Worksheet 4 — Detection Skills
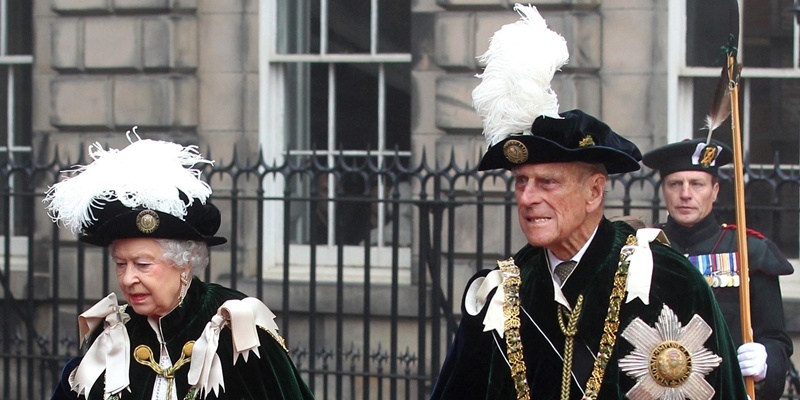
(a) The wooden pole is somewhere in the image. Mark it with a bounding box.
[727,53,754,399]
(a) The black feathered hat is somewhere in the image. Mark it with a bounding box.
[642,138,733,178]
[472,5,640,174]
[478,109,642,173]
[44,131,227,247]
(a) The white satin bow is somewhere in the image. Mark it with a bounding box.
[625,228,670,305]
[68,293,131,399]
[187,297,279,398]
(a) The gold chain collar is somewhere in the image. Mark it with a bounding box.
[499,234,635,400]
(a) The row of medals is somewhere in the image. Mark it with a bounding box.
[705,272,740,288]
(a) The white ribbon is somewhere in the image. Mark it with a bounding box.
[625,228,670,305]
[68,293,131,399]
[462,269,508,337]
[187,297,279,398]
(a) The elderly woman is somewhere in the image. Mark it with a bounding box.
[47,135,315,400]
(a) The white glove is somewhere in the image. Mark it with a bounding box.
[737,342,768,381]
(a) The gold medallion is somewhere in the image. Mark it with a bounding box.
[136,210,160,234]
[649,341,692,387]
[503,139,529,164]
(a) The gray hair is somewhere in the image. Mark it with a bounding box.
[155,239,210,274]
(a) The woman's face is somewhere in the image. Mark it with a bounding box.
[112,238,186,319]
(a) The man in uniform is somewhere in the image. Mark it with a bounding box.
[430,5,746,399]
[643,138,794,399]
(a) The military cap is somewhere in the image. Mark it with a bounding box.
[642,138,733,178]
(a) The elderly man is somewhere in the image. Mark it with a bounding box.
[430,5,746,400]
[643,138,794,400]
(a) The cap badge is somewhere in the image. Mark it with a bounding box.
[579,135,595,147]
[699,145,718,168]
[136,210,160,234]
[503,139,529,164]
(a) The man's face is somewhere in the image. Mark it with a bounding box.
[661,170,719,228]
[513,162,606,259]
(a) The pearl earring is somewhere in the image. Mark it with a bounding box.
[179,272,190,302]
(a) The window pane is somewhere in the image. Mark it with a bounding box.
[742,0,796,68]
[7,0,33,55]
[686,0,739,67]
[378,0,410,53]
[746,78,799,164]
[13,65,32,147]
[277,0,315,54]
[327,0,371,54]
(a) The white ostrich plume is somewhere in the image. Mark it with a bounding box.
[44,129,214,235]
[472,4,569,147]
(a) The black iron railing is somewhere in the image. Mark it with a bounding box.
[1,147,799,399]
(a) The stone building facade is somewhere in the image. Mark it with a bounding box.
[13,0,800,394]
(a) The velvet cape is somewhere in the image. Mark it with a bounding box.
[430,219,747,399]
[51,278,315,400]
[662,213,794,400]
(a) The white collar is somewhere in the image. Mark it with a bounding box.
[547,225,599,308]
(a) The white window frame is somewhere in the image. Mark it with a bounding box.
[258,0,412,281]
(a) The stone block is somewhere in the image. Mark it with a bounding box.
[243,13,258,73]
[243,73,258,132]
[172,0,198,11]
[171,76,199,127]
[199,14,244,72]
[435,74,481,130]
[434,13,474,69]
[112,0,169,12]
[84,18,140,71]
[473,12,518,64]
[199,73,244,130]
[51,0,110,13]
[143,17,198,70]
[33,77,53,133]
[411,70,444,136]
[601,74,660,140]
[112,77,167,127]
[50,77,112,128]
[197,0,245,13]
[51,19,81,70]
[521,11,601,70]
[602,8,657,73]
[551,74,601,115]
[142,19,169,68]
[35,15,55,73]
[436,0,507,8]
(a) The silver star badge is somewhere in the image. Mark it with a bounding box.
[619,305,722,400]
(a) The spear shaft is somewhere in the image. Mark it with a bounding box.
[727,53,754,399]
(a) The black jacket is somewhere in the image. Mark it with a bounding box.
[662,213,794,400]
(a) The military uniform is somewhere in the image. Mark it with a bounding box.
[431,219,747,399]
[662,213,794,400]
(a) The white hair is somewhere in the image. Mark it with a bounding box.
[155,239,210,274]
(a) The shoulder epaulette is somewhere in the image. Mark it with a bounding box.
[720,223,766,240]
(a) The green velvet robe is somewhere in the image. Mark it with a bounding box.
[662,213,794,400]
[51,278,315,400]
[430,218,747,399]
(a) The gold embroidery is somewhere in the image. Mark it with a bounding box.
[497,258,529,400]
